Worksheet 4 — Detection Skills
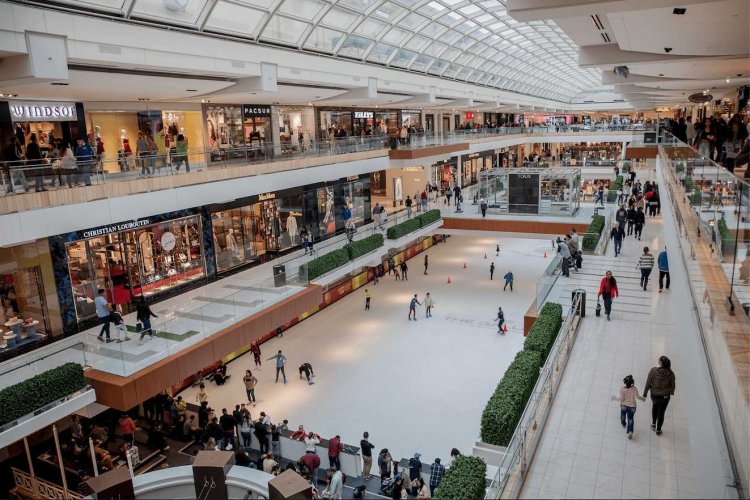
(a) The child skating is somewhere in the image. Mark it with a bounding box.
[408,294,421,321]
[496,307,505,334]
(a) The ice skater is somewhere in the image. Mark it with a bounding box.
[424,254,429,275]
[496,243,500,256]
[364,289,371,310]
[496,307,505,334]
[423,293,435,318]
[243,370,258,405]
[251,342,262,369]
[299,363,315,385]
[503,271,514,291]
[267,350,287,384]
[400,261,408,280]
[490,262,495,280]
[408,294,421,321]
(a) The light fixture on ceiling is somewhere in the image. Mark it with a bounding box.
[0,93,18,98]
[138,98,150,101]
[725,79,730,83]
[186,89,197,92]
[664,47,672,53]
[658,74,664,77]
[201,99,211,103]
[672,8,686,14]
[50,82,69,86]
[308,102,312,106]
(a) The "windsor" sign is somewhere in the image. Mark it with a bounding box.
[9,101,77,122]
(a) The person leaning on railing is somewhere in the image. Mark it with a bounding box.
[735,140,749,179]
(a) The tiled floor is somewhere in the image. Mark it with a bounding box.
[520,168,737,499]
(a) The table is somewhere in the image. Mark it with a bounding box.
[22,320,40,340]
[3,331,17,348]
[4,318,22,343]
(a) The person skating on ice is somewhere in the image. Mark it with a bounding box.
[503,271,514,291]
[490,262,495,280]
[251,342,262,369]
[243,370,258,405]
[496,307,505,333]
[364,289,371,310]
[496,243,500,256]
[423,293,435,318]
[299,363,315,385]
[408,294,421,321]
[400,260,408,280]
[267,350,287,384]
[424,254,429,275]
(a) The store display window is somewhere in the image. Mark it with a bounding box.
[243,105,271,157]
[9,100,84,158]
[1,269,50,343]
[375,111,399,135]
[162,110,206,167]
[339,179,368,228]
[65,215,205,321]
[278,106,315,153]
[401,110,422,129]
[318,109,353,141]
[353,111,375,137]
[204,104,245,163]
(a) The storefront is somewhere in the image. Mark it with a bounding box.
[432,158,458,191]
[278,106,315,153]
[461,150,497,187]
[203,103,245,163]
[353,111,375,137]
[243,105,272,153]
[1,100,86,156]
[401,110,422,129]
[318,108,354,140]
[303,175,370,240]
[50,210,213,332]
[318,108,401,140]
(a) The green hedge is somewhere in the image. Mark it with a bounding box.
[523,302,564,365]
[386,209,441,240]
[480,349,543,446]
[718,218,736,252]
[689,187,702,206]
[307,248,350,281]
[343,233,384,260]
[433,455,487,500]
[606,175,624,202]
[0,363,86,427]
[581,214,605,251]
[418,209,441,227]
[683,176,694,192]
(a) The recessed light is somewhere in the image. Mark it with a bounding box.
[725,79,730,83]
[50,82,69,86]
[664,47,672,53]
[672,8,686,15]
[138,98,150,101]
[658,74,664,77]
[201,99,211,103]
[186,89,197,92]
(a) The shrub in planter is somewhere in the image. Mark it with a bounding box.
[433,455,487,500]
[343,233,384,261]
[307,248,350,281]
[418,209,441,227]
[0,363,86,427]
[581,214,605,251]
[480,349,543,446]
[689,187,702,206]
[675,162,685,174]
[523,302,563,365]
[387,217,422,240]
[717,218,736,252]
[683,176,694,192]
[606,175,624,202]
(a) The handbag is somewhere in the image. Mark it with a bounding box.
[595,299,601,317]
[135,321,143,333]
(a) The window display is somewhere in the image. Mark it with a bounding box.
[401,110,422,129]
[1,269,49,345]
[243,105,271,157]
[278,106,315,153]
[204,104,244,163]
[340,179,368,228]
[65,215,206,321]
[162,110,205,167]
[375,111,399,135]
[318,109,353,141]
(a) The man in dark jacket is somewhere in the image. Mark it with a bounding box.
[74,138,95,186]
[254,419,269,454]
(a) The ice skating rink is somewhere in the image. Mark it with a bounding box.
[185,235,553,463]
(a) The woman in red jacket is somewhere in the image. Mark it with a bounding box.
[598,271,619,320]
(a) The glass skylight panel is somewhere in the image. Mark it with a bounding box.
[468,42,486,55]
[131,0,208,24]
[261,15,309,44]
[371,2,405,21]
[391,48,417,67]
[459,4,481,15]
[303,26,344,52]
[476,14,494,23]
[455,21,477,34]
[404,35,430,51]
[455,53,475,65]
[338,0,377,13]
[443,64,461,78]
[440,0,463,6]
[437,30,461,44]
[57,0,125,11]
[278,0,326,19]
[367,43,397,63]
[419,21,446,37]
[355,18,388,38]
[480,0,503,9]
[205,2,265,36]
[422,41,448,57]
[428,59,449,74]
[382,27,410,45]
[235,0,275,8]
[338,34,373,58]
[320,7,359,30]
[418,2,445,17]
[440,47,461,61]
[410,54,434,71]
[399,13,428,30]
[453,35,474,50]
[439,12,464,26]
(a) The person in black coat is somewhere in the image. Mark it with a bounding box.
[136,296,158,344]
[634,207,646,240]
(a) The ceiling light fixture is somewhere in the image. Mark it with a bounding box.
[672,8,686,14]
[138,98,150,101]
[50,82,69,86]
[186,89,197,92]
[664,47,672,53]
[725,79,730,83]
[201,99,211,103]
[658,74,664,77]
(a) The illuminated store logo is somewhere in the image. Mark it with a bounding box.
[243,105,272,117]
[10,101,77,122]
[82,218,151,238]
[354,111,374,119]
[258,192,275,201]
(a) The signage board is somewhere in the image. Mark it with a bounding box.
[82,218,151,239]
[243,105,272,118]
[508,173,539,214]
[9,101,77,122]
[354,111,374,119]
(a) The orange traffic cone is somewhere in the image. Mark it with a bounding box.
[544,251,547,258]
[503,324,508,333]
[463,262,467,269]
[447,276,452,284]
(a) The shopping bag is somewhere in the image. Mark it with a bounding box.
[595,300,601,317]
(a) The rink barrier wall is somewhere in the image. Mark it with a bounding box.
[441,218,589,235]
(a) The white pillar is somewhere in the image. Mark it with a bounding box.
[621,141,627,160]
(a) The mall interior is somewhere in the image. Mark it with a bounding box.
[0,0,749,498]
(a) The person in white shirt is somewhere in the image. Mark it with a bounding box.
[304,432,321,452]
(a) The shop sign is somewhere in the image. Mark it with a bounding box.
[402,166,424,172]
[82,218,151,238]
[464,112,474,120]
[346,175,360,181]
[258,192,275,201]
[243,105,272,118]
[354,111,374,119]
[9,101,77,122]
[401,109,422,114]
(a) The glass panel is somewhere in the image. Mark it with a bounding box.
[130,0,208,24]
[338,34,373,58]
[381,26,409,45]
[419,21,446,37]
[56,0,125,10]
[455,21,477,34]
[428,59,449,74]
[438,29,460,44]
[234,0,275,8]
[391,48,416,67]
[440,47,460,61]
[459,4,481,15]
[443,63,461,77]
[278,0,326,19]
[453,35,474,49]
[355,18,388,38]
[409,54,434,71]
[422,41,447,57]
[367,43,396,64]
[398,13,427,30]
[418,1,445,16]
[303,26,345,52]
[338,0,377,12]
[404,35,430,51]
[205,2,265,36]
[371,1,405,21]
[439,12,463,25]
[320,7,359,30]
[261,15,309,44]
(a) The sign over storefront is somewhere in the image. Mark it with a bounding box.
[82,218,151,239]
[243,105,272,118]
[9,101,77,122]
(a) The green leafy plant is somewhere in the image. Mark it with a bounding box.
[495,180,504,191]
[433,455,487,500]
[418,208,441,227]
[689,187,702,206]
[539,162,550,168]
[0,363,86,427]
[675,162,685,174]
[606,175,624,202]
[581,214,605,251]
[480,349,543,446]
[343,233,384,261]
[683,176,694,192]
[717,217,736,253]
[307,248,350,281]
[523,302,563,364]
[387,209,441,239]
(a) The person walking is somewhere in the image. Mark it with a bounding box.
[557,237,571,277]
[618,374,646,439]
[658,247,670,292]
[496,307,505,333]
[638,246,655,291]
[373,203,383,229]
[405,195,413,218]
[400,260,408,280]
[626,206,636,235]
[243,370,258,405]
[496,243,500,256]
[610,222,623,257]
[480,197,488,218]
[634,206,645,240]
[364,289,371,310]
[360,432,375,480]
[328,435,342,470]
[423,254,429,275]
[251,342,262,369]
[490,262,495,280]
[423,293,435,318]
[95,288,113,342]
[429,458,445,496]
[136,295,158,344]
[503,271,514,291]
[597,271,619,320]
[408,294,421,321]
[643,356,676,435]
[268,350,287,384]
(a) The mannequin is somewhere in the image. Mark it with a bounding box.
[226,228,240,258]
[290,127,299,150]
[302,129,311,151]
[286,215,298,245]
[120,129,129,150]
